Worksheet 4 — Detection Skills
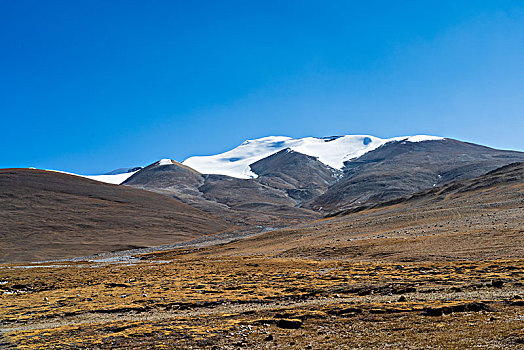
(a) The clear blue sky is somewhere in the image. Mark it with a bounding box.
[1,1,523,174]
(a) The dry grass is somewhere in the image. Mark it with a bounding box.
[1,255,523,349]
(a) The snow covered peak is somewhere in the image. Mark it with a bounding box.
[183,136,294,178]
[182,134,444,179]
[157,159,175,166]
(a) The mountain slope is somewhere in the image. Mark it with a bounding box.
[0,169,228,263]
[250,149,340,203]
[123,159,204,199]
[196,162,524,262]
[312,139,524,211]
[123,136,524,223]
[123,160,320,227]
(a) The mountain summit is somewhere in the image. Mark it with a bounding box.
[182,135,444,178]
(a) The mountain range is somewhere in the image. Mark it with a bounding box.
[2,134,523,262]
[122,135,524,215]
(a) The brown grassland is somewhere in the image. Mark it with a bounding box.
[1,255,523,349]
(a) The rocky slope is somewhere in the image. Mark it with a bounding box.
[311,139,524,211]
[123,159,320,227]
[250,149,340,203]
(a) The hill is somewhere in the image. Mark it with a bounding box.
[123,159,320,227]
[0,169,228,262]
[123,137,524,221]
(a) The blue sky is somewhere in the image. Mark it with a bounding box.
[1,1,523,174]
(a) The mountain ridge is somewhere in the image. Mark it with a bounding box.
[182,134,444,179]
[2,134,524,262]
[120,136,524,218]
[13,135,524,218]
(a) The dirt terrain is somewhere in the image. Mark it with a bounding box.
[1,163,523,348]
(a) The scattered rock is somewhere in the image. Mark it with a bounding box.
[464,302,491,312]
[423,302,491,316]
[105,283,131,288]
[276,319,302,329]
[492,280,504,288]
[441,307,453,315]
[423,307,443,316]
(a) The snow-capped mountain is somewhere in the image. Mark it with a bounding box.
[123,135,524,214]
[182,135,443,179]
[54,134,443,184]
[18,133,524,222]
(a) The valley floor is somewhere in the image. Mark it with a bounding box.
[1,253,523,349]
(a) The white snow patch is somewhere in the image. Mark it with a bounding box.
[403,135,444,142]
[157,158,174,166]
[182,134,444,179]
[84,172,138,184]
[42,169,138,185]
